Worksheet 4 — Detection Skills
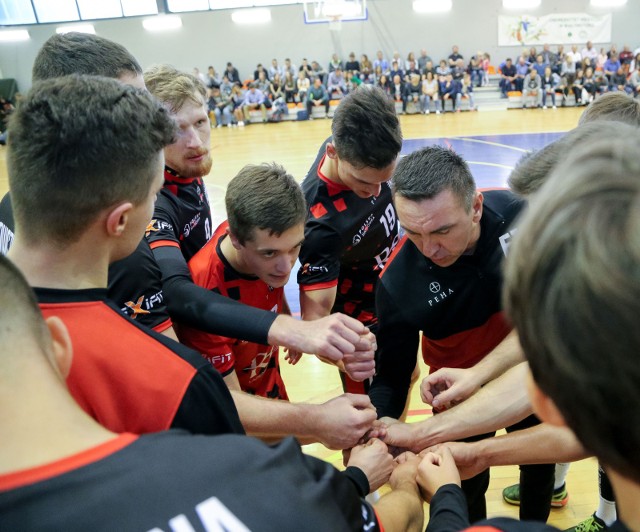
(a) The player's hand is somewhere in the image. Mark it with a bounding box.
[422,442,488,480]
[416,447,461,503]
[345,438,395,492]
[389,451,421,492]
[420,367,482,411]
[379,416,419,452]
[342,329,376,382]
[315,393,378,450]
[359,419,388,443]
[268,314,372,363]
[283,348,303,365]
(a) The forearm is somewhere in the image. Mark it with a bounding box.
[299,286,336,321]
[411,363,532,448]
[374,482,424,532]
[466,329,523,387]
[464,423,587,467]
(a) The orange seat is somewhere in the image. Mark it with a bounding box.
[488,65,497,75]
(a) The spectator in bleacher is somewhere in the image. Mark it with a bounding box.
[255,71,270,104]
[231,83,246,126]
[500,57,517,97]
[225,62,240,83]
[360,66,375,85]
[556,71,574,106]
[619,45,634,71]
[327,67,347,97]
[597,47,608,70]
[296,70,310,102]
[540,43,557,67]
[460,72,476,111]
[269,73,285,103]
[254,63,270,81]
[345,52,360,74]
[405,60,421,82]
[390,60,404,82]
[311,61,326,84]
[373,65,384,84]
[527,47,538,64]
[533,54,548,78]
[269,58,283,80]
[582,41,598,65]
[469,54,484,87]
[206,66,220,88]
[307,77,330,118]
[377,73,392,98]
[220,74,233,96]
[440,72,461,111]
[561,54,577,78]
[610,67,630,93]
[436,59,451,77]
[523,66,542,108]
[373,50,389,74]
[629,62,640,98]
[604,52,622,84]
[208,85,233,128]
[630,53,640,73]
[407,51,417,68]
[242,82,267,123]
[361,54,373,73]
[566,45,583,68]
[421,71,441,114]
[283,71,297,103]
[392,51,405,71]
[481,53,491,85]
[418,49,432,71]
[573,68,587,105]
[451,58,466,80]
[541,66,560,109]
[193,67,207,85]
[448,44,463,66]
[423,60,437,77]
[328,53,343,72]
[391,74,405,105]
[299,58,313,79]
[283,58,297,79]
[514,55,530,92]
[582,56,595,75]
[403,73,423,113]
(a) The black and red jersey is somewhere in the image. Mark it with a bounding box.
[0,192,172,332]
[35,287,243,436]
[297,138,400,327]
[146,167,213,263]
[0,433,380,532]
[369,189,525,418]
[177,222,287,400]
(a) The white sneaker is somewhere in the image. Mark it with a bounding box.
[436,110,440,114]
[426,109,430,115]
[543,105,547,109]
[227,123,233,128]
[238,121,245,127]
[552,105,557,109]
[216,124,222,128]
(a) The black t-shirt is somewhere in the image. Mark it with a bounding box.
[0,192,172,331]
[0,433,380,532]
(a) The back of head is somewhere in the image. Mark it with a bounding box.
[504,132,640,482]
[331,86,402,169]
[508,121,637,196]
[8,75,176,246]
[579,92,640,126]
[392,145,476,210]
[144,64,206,113]
[225,163,306,245]
[32,32,141,82]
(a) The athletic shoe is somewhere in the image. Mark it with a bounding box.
[238,121,245,127]
[565,513,607,532]
[502,482,569,508]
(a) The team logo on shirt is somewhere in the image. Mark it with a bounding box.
[243,350,274,380]
[499,229,517,256]
[429,282,441,293]
[121,291,165,318]
[183,213,201,238]
[352,213,376,246]
[427,282,454,307]
[300,263,329,276]
[146,219,173,237]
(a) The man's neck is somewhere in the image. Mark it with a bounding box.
[319,154,339,184]
[8,237,109,290]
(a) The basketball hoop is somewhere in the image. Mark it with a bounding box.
[328,14,343,31]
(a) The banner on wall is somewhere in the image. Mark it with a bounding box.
[498,13,611,46]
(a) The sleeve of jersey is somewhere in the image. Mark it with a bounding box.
[151,244,276,345]
[425,484,471,532]
[297,219,342,290]
[146,195,181,250]
[178,326,236,377]
[368,282,421,419]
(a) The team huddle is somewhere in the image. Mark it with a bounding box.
[1,32,639,532]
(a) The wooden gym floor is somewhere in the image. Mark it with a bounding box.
[0,107,598,528]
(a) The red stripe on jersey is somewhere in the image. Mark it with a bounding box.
[423,311,512,371]
[300,280,339,291]
[379,235,408,279]
[152,317,174,333]
[310,202,328,219]
[0,434,138,491]
[340,278,353,295]
[363,283,374,293]
[333,198,347,212]
[465,527,503,532]
[316,154,351,197]
[372,507,385,532]
[164,167,199,185]
[148,239,180,250]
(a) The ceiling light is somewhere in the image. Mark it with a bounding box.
[231,8,271,24]
[56,24,96,34]
[0,30,30,42]
[590,0,627,6]
[142,15,182,31]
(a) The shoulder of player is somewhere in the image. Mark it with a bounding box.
[480,189,525,226]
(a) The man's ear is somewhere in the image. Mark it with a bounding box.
[472,191,484,224]
[526,371,567,428]
[45,316,73,379]
[326,142,338,160]
[227,229,243,251]
[105,203,134,237]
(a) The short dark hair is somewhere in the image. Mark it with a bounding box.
[578,92,640,127]
[331,87,402,169]
[508,121,636,196]
[392,145,476,210]
[8,75,176,245]
[225,163,307,245]
[32,33,141,82]
[504,132,640,483]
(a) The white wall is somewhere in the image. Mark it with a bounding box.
[1,0,638,92]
